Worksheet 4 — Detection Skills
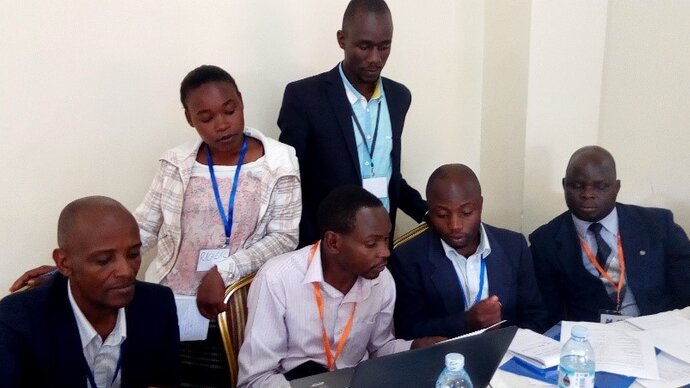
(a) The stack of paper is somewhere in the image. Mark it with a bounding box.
[560,321,659,380]
[508,328,561,369]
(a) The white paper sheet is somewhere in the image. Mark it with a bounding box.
[174,294,210,341]
[508,328,561,368]
[560,321,659,380]
[629,323,690,365]
[439,320,507,343]
[626,310,690,331]
[636,351,690,388]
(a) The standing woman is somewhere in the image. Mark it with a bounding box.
[10,65,302,387]
[135,65,301,386]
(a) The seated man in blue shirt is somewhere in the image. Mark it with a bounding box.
[0,196,179,387]
[391,164,547,339]
[530,145,690,326]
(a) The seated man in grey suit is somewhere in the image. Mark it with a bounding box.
[391,164,547,339]
[530,145,690,326]
[0,196,179,387]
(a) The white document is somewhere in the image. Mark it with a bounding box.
[439,320,507,343]
[174,294,210,341]
[626,310,690,331]
[636,351,690,388]
[560,321,659,380]
[508,328,561,368]
[629,323,690,365]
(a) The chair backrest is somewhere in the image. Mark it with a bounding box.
[217,271,256,388]
[393,222,429,249]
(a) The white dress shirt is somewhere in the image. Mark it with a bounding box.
[441,223,492,310]
[68,280,127,388]
[572,209,640,316]
[237,244,411,388]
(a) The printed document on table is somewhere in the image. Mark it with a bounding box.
[561,321,658,380]
[626,310,690,331]
[629,322,690,365]
[508,328,561,368]
[174,294,210,341]
[636,351,690,388]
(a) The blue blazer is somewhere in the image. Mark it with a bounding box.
[390,224,548,339]
[0,275,180,388]
[529,203,690,326]
[278,65,427,247]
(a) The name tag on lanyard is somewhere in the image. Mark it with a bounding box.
[362,177,388,198]
[197,248,231,271]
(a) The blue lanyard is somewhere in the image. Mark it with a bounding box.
[205,135,248,246]
[464,254,486,307]
[350,100,382,177]
[85,349,122,388]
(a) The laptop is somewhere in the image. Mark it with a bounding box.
[349,325,517,387]
[292,325,517,388]
[289,366,355,388]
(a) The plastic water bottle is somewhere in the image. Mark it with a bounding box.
[558,325,595,388]
[436,353,474,388]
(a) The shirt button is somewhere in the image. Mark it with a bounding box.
[366,135,371,140]
[364,161,370,165]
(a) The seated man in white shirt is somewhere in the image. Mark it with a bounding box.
[237,186,444,387]
[0,196,179,387]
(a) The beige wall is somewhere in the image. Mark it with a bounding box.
[2,0,689,297]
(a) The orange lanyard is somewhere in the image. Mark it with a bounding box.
[307,242,358,371]
[579,233,626,309]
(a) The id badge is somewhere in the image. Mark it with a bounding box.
[362,177,388,198]
[196,248,230,271]
[599,309,629,324]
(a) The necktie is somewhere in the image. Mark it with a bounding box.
[588,222,611,268]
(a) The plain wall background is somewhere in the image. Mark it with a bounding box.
[1,0,689,297]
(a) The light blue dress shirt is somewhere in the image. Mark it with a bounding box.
[572,208,640,316]
[338,63,393,211]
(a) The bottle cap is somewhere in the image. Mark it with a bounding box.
[571,325,588,339]
[445,353,465,371]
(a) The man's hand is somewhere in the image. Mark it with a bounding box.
[9,265,56,292]
[411,336,447,349]
[464,295,502,332]
[196,266,227,319]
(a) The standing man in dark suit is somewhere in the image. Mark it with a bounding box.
[390,164,547,339]
[0,196,179,387]
[530,145,690,326]
[278,0,427,247]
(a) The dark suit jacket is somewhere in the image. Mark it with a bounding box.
[529,203,690,326]
[0,275,180,388]
[278,65,427,246]
[390,224,548,339]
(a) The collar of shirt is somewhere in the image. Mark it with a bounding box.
[338,62,384,108]
[301,242,378,303]
[440,223,492,261]
[572,207,619,239]
[68,279,127,349]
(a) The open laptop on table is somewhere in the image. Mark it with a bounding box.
[291,325,517,388]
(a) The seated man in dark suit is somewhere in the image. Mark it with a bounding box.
[278,0,427,247]
[530,145,690,326]
[0,196,179,387]
[391,164,547,339]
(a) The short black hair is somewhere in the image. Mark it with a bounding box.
[342,0,391,31]
[317,186,383,236]
[426,164,482,198]
[179,65,238,109]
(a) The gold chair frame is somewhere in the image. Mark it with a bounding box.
[393,222,429,249]
[217,271,256,388]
